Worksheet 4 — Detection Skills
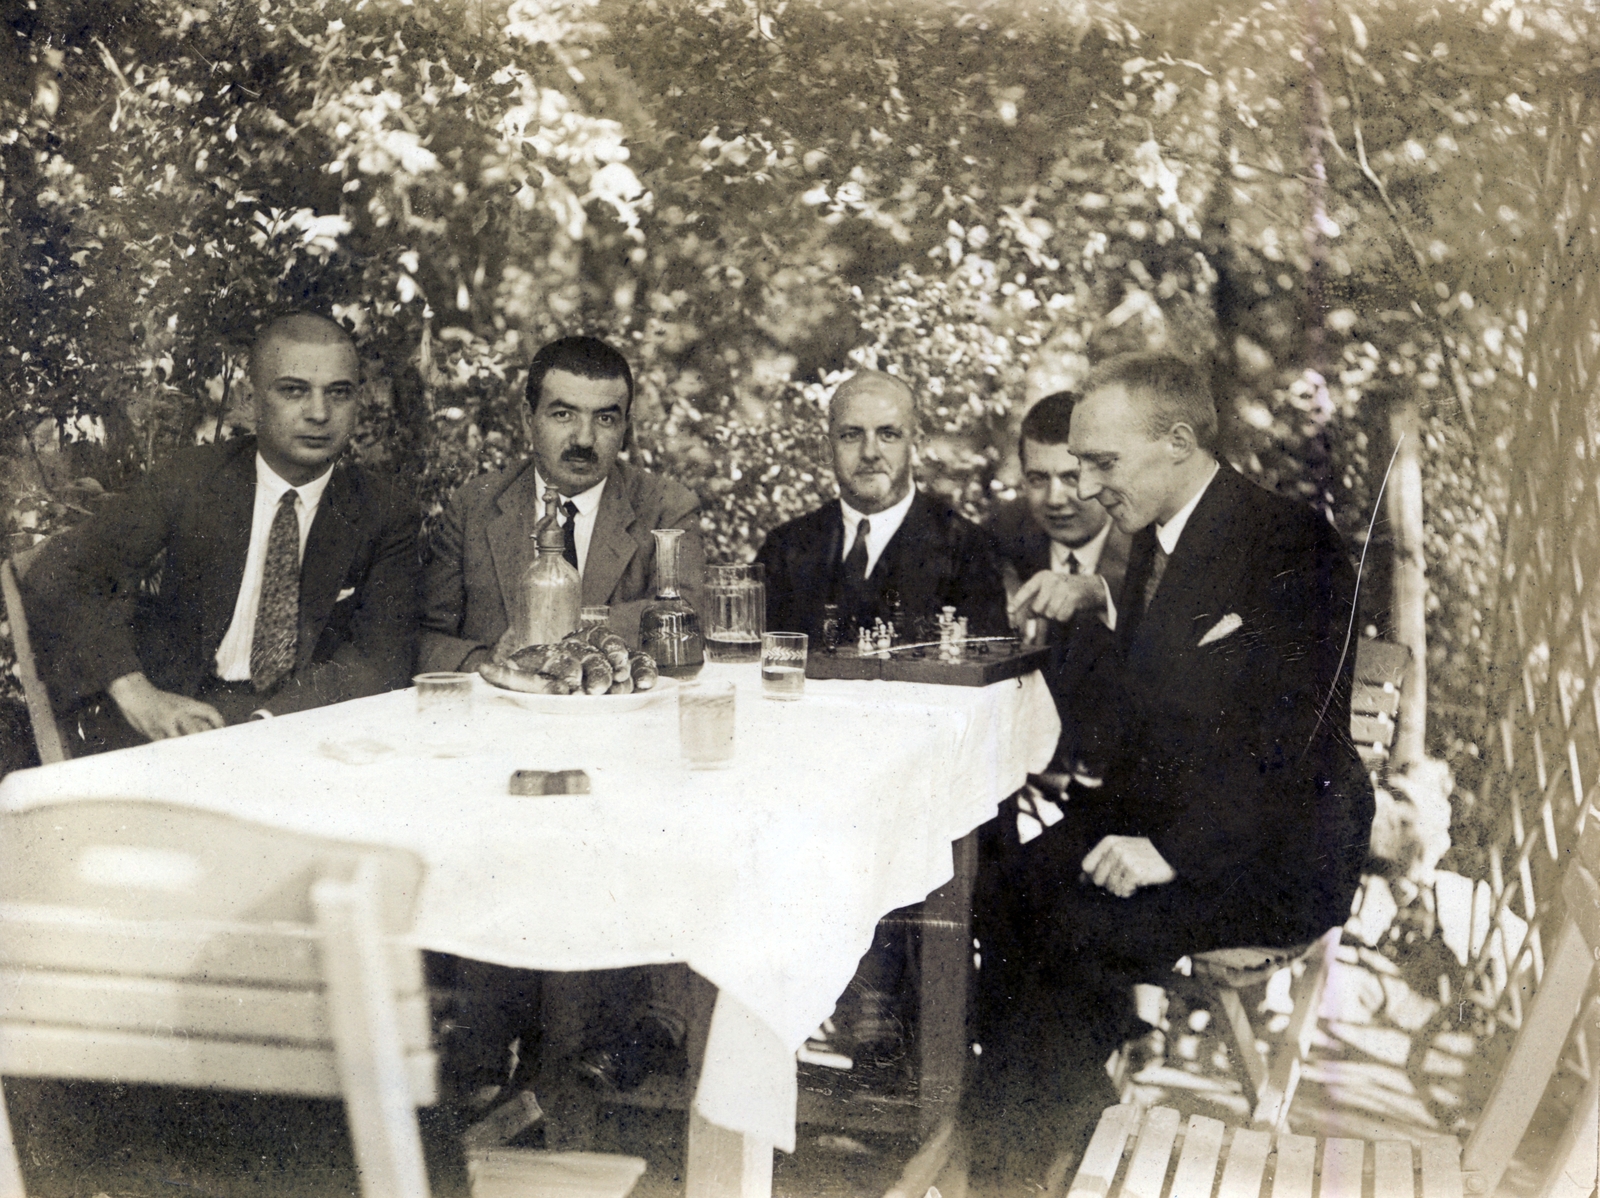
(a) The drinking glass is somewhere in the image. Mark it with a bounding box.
[579,605,612,633]
[760,632,807,701]
[679,679,736,768]
[414,672,475,755]
[705,563,765,663]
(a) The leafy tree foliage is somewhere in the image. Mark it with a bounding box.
[1,0,1591,762]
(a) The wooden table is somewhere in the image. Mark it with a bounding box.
[0,663,1059,1197]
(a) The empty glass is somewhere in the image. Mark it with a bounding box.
[705,563,765,663]
[414,672,475,755]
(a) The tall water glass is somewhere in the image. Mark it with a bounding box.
[679,679,736,768]
[705,564,765,663]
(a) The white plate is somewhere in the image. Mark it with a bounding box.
[479,674,677,714]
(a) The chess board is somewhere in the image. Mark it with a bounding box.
[803,640,1052,686]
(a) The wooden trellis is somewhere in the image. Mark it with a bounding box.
[1468,86,1599,1067]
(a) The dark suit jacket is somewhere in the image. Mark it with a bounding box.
[988,499,1130,775]
[756,491,1008,643]
[24,437,420,719]
[1038,465,1374,944]
[420,458,704,671]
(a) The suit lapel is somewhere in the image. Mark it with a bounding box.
[1129,467,1247,653]
[487,462,543,615]
[199,446,257,653]
[295,464,363,670]
[873,492,929,588]
[582,467,640,605]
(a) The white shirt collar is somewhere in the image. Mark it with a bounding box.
[839,486,918,577]
[1049,519,1113,576]
[1155,461,1220,555]
[534,471,607,518]
[255,453,333,510]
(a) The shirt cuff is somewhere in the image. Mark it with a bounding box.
[1099,576,1118,630]
[249,709,274,721]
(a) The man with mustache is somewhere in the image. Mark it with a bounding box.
[758,370,1006,644]
[421,334,705,670]
[23,312,419,753]
[421,334,703,1112]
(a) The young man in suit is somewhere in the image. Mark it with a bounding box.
[969,353,1374,1184]
[25,312,419,752]
[989,390,1132,777]
[420,334,704,669]
[421,335,697,1110]
[757,370,1007,642]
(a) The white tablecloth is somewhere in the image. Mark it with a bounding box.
[0,662,1059,1151]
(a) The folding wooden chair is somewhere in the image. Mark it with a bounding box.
[1069,814,1600,1198]
[0,800,437,1198]
[0,548,67,765]
[1138,639,1413,1133]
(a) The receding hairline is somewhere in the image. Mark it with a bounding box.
[250,315,358,381]
[827,371,916,430]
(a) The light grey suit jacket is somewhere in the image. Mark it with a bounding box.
[420,458,705,672]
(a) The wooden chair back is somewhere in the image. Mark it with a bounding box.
[0,800,436,1198]
[1352,638,1411,775]
[0,547,66,765]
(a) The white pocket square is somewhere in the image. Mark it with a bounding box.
[336,587,356,603]
[1198,612,1242,646]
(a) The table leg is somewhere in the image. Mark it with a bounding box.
[916,829,978,1137]
[686,1107,774,1198]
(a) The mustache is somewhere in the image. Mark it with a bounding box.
[561,446,599,464]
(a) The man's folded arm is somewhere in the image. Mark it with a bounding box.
[24,472,181,702]
[418,494,486,673]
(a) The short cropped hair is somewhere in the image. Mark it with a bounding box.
[1082,352,1217,451]
[250,312,356,382]
[525,336,634,415]
[1018,392,1077,460]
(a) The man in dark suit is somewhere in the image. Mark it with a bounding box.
[758,370,1006,1065]
[421,335,697,1111]
[758,370,1006,642]
[989,390,1131,778]
[25,313,418,752]
[420,335,703,668]
[969,353,1373,1183]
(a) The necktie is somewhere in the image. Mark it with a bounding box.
[1142,543,1169,613]
[843,518,871,581]
[560,499,580,571]
[1066,552,1081,575]
[251,490,301,693]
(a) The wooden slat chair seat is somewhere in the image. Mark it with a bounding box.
[0,800,437,1198]
[1072,813,1600,1198]
[1352,640,1411,777]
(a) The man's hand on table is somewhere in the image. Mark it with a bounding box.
[108,672,225,741]
[1008,570,1106,627]
[1082,835,1176,898]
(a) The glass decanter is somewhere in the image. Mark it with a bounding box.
[503,488,581,655]
[639,527,704,678]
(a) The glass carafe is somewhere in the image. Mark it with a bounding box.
[705,563,765,663]
[504,488,581,655]
[639,528,704,678]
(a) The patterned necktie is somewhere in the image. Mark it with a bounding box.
[560,499,580,570]
[1142,543,1169,613]
[251,490,301,693]
[843,517,871,581]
